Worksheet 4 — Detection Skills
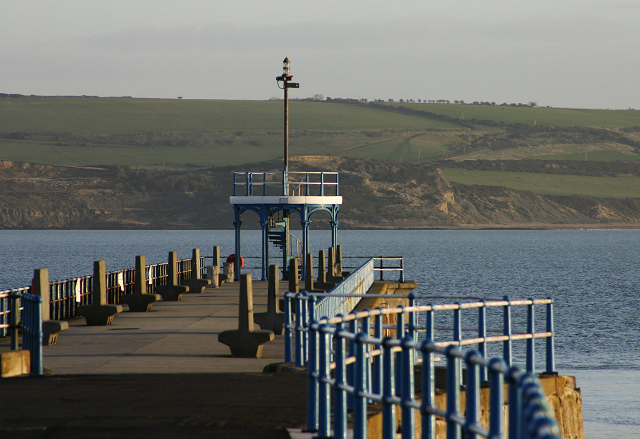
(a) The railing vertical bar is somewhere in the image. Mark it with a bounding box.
[445,346,461,439]
[479,301,487,382]
[464,351,481,439]
[295,293,304,367]
[527,298,535,373]
[421,341,436,439]
[318,325,331,438]
[373,309,384,395]
[503,295,512,367]
[354,333,368,439]
[488,358,506,438]
[307,320,319,432]
[507,367,523,439]
[382,338,396,439]
[396,308,405,395]
[347,313,358,410]
[546,298,555,373]
[401,336,415,439]
[334,323,348,439]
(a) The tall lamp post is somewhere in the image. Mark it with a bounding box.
[276,57,299,190]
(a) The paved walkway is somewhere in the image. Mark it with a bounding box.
[0,280,312,439]
[39,280,288,374]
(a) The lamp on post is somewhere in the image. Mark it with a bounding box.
[276,57,299,194]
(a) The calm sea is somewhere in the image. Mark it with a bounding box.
[1,229,638,438]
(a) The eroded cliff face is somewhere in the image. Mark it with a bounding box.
[0,158,638,229]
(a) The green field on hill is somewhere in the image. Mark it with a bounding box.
[1,96,639,179]
[440,168,640,198]
[399,103,640,127]
[0,97,457,133]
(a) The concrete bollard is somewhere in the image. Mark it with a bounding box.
[207,246,221,288]
[305,253,314,292]
[288,258,299,293]
[327,246,336,279]
[222,262,234,284]
[254,265,285,335]
[218,273,274,357]
[182,248,212,293]
[156,251,189,301]
[121,255,162,312]
[33,268,69,345]
[76,261,123,325]
[317,250,326,284]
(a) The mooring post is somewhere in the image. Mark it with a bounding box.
[254,264,285,334]
[218,273,274,357]
[156,251,189,301]
[33,268,68,345]
[76,260,123,325]
[289,258,299,293]
[317,250,326,285]
[305,253,314,292]
[122,255,161,312]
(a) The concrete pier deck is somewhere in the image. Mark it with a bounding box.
[0,281,309,439]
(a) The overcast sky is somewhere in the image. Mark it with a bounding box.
[2,1,639,109]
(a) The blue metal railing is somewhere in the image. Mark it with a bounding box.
[283,288,557,438]
[21,292,43,375]
[0,289,43,375]
[232,171,339,197]
[284,258,376,364]
[301,301,558,439]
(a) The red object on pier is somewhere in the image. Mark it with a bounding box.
[226,254,244,269]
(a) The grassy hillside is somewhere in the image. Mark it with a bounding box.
[0,97,458,133]
[397,103,640,127]
[1,96,639,204]
[440,169,640,198]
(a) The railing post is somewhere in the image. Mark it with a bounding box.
[445,345,462,439]
[307,320,319,432]
[379,258,384,281]
[382,337,397,439]
[401,336,415,439]
[347,312,358,410]
[546,298,555,373]
[263,172,267,196]
[354,333,368,439]
[527,298,535,373]
[295,293,305,367]
[479,301,488,382]
[10,292,20,351]
[334,322,348,439]
[454,302,462,386]
[408,293,417,347]
[396,307,405,394]
[284,292,293,363]
[503,295,512,366]
[464,351,481,439]
[336,172,339,196]
[318,324,331,437]
[302,292,309,364]
[507,366,524,439]
[488,358,507,438]
[421,340,436,439]
[320,172,325,196]
[305,173,310,196]
[245,171,250,196]
[373,308,384,395]
[400,258,404,283]
[360,311,372,397]
[233,172,237,196]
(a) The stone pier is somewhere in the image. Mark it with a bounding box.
[121,255,162,312]
[76,260,123,325]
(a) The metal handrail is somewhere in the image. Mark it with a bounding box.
[232,170,339,197]
[292,291,559,439]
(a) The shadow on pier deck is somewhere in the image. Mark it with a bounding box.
[0,281,308,439]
